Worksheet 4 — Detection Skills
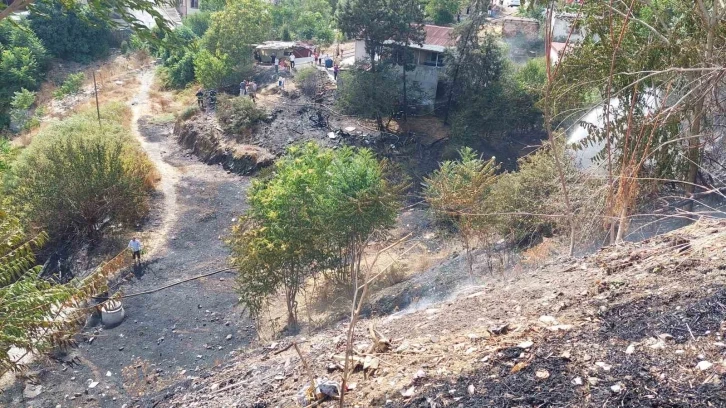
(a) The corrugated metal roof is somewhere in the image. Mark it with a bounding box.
[423,25,456,48]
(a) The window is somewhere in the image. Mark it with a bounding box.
[190,0,199,9]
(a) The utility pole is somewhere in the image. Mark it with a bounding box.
[93,71,101,128]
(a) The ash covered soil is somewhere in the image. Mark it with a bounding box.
[156,220,726,407]
[1,114,255,407]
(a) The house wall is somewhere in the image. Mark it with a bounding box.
[354,40,368,62]
[395,65,440,110]
[502,17,540,40]
[552,14,585,42]
[177,0,200,17]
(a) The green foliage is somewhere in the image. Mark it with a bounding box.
[295,66,320,98]
[336,66,400,121]
[156,26,198,89]
[216,95,267,135]
[128,33,150,53]
[447,34,542,143]
[53,72,85,99]
[271,0,335,43]
[200,0,227,12]
[0,20,49,128]
[423,147,498,273]
[197,0,271,88]
[425,0,461,25]
[183,11,212,37]
[178,105,200,121]
[28,0,112,63]
[9,89,36,133]
[0,207,117,377]
[514,57,546,98]
[9,103,156,239]
[229,143,400,328]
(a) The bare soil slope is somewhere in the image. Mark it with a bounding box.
[159,220,726,407]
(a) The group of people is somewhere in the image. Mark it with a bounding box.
[240,79,258,103]
[195,88,217,111]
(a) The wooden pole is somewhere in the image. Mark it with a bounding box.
[93,71,101,128]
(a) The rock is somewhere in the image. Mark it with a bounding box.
[697,361,713,371]
[626,344,636,354]
[400,386,415,398]
[88,381,99,389]
[611,384,622,393]
[23,384,43,399]
[226,334,232,340]
[547,324,573,331]
[572,377,583,386]
[518,340,534,349]
[588,377,599,386]
[658,333,674,341]
[489,324,510,335]
[675,349,685,354]
[106,371,112,377]
[467,384,475,395]
[539,315,558,326]
[327,132,337,139]
[414,369,426,380]
[595,362,612,371]
[535,369,550,379]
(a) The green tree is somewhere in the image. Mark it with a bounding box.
[157,26,199,89]
[28,1,112,63]
[9,103,156,239]
[424,147,498,275]
[229,143,400,328]
[197,0,271,87]
[336,65,400,127]
[425,0,461,25]
[271,0,335,43]
[183,11,212,37]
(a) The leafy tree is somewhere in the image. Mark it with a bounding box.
[229,144,400,328]
[200,0,227,12]
[196,0,271,87]
[183,11,212,37]
[424,147,498,276]
[9,88,36,133]
[0,20,48,128]
[336,65,400,127]
[271,0,335,43]
[9,103,156,239]
[425,0,461,25]
[28,1,112,63]
[157,26,198,89]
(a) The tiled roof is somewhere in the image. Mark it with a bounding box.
[423,25,456,48]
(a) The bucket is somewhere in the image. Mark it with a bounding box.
[101,300,125,327]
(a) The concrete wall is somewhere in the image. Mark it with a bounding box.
[552,14,585,42]
[354,40,368,62]
[398,65,441,110]
[502,17,540,40]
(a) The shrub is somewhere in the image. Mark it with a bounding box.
[183,11,212,37]
[9,89,36,133]
[0,20,49,128]
[156,26,198,89]
[178,105,200,121]
[425,0,460,25]
[28,0,112,63]
[228,143,401,328]
[53,72,85,99]
[10,103,156,239]
[295,66,320,98]
[423,147,499,275]
[216,95,267,136]
[336,66,400,126]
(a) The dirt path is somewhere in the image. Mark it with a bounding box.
[1,70,255,408]
[131,71,180,258]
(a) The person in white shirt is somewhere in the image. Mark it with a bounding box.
[289,53,296,69]
[128,237,143,265]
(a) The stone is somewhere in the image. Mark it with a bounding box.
[535,369,550,379]
[611,384,622,393]
[595,362,612,371]
[226,334,232,340]
[23,384,43,399]
[539,315,558,326]
[697,361,713,371]
[467,384,475,395]
[517,340,534,349]
[106,371,112,377]
[572,377,583,386]
[626,344,636,354]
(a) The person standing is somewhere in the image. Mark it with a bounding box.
[290,53,295,69]
[128,237,143,265]
[196,88,204,110]
[333,63,339,80]
[270,53,276,66]
[240,80,247,96]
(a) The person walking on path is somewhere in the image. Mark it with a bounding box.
[248,81,257,103]
[278,76,285,89]
[333,63,340,80]
[290,53,295,69]
[240,80,247,96]
[128,237,143,265]
[196,88,204,110]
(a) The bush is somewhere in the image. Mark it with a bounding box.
[336,66,400,126]
[9,103,156,239]
[217,95,267,136]
[53,72,85,99]
[294,66,320,98]
[183,11,212,37]
[228,143,401,328]
[0,20,49,128]
[28,0,112,63]
[156,26,198,89]
[425,0,460,25]
[9,89,36,133]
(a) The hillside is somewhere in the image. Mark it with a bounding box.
[145,220,726,407]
